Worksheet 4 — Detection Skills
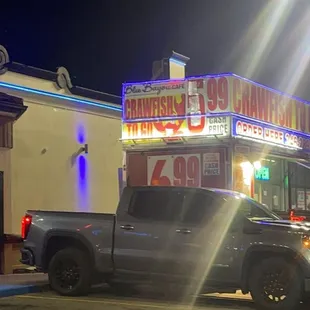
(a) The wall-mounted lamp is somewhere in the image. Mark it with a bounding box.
[75,143,88,155]
[80,143,88,154]
[71,143,88,167]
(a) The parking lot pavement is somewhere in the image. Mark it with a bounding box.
[0,273,48,297]
[0,273,47,285]
[0,290,255,310]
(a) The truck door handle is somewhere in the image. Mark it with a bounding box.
[176,228,191,234]
[120,224,135,231]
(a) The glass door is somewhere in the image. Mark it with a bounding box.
[254,158,285,212]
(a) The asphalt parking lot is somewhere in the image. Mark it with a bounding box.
[1,286,309,310]
[0,288,255,310]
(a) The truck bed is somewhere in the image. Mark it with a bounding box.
[26,209,115,219]
[23,210,116,272]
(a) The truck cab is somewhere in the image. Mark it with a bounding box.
[21,186,310,310]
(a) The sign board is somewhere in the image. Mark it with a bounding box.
[297,190,305,209]
[122,116,230,140]
[123,74,310,143]
[232,117,310,151]
[147,154,201,187]
[255,166,270,181]
[203,153,220,175]
[230,76,310,134]
[123,76,231,121]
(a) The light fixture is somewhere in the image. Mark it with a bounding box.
[240,161,254,186]
[253,160,262,170]
[70,144,88,167]
[0,81,122,112]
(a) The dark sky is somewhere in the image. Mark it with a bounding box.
[1,0,310,99]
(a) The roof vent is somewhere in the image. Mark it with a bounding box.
[151,51,189,80]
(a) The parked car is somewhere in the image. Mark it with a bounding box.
[20,186,310,310]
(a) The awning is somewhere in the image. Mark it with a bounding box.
[0,92,27,123]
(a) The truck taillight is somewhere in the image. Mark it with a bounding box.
[21,215,32,239]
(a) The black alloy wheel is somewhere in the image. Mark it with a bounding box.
[48,247,91,296]
[54,258,80,291]
[261,268,291,303]
[249,257,302,310]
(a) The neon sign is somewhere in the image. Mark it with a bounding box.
[231,117,310,150]
[255,167,270,181]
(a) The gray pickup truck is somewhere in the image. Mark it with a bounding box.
[21,186,310,310]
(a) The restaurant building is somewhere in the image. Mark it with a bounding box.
[0,44,122,273]
[121,56,310,218]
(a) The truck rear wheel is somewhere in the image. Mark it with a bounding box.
[249,257,302,310]
[48,247,91,296]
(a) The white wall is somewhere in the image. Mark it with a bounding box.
[10,99,122,234]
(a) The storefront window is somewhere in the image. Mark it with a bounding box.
[289,162,310,211]
[234,154,310,214]
[253,158,286,212]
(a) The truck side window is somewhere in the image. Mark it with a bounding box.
[239,200,269,219]
[181,192,216,225]
[128,189,184,222]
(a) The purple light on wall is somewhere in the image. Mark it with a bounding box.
[77,155,89,211]
[77,124,85,144]
[76,124,89,211]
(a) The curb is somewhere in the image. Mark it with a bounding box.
[0,283,49,298]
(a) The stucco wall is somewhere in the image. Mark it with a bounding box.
[10,99,122,234]
[0,149,12,234]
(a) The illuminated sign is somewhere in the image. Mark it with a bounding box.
[255,167,270,181]
[124,81,186,121]
[123,74,310,137]
[121,116,230,141]
[230,76,310,134]
[123,76,231,122]
[231,117,310,150]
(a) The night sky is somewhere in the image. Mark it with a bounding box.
[1,0,310,99]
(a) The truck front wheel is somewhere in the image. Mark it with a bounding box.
[249,257,302,310]
[48,247,91,296]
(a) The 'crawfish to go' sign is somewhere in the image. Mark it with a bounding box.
[122,116,230,140]
[123,74,310,137]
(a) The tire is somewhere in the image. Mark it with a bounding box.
[249,257,303,310]
[48,247,91,296]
